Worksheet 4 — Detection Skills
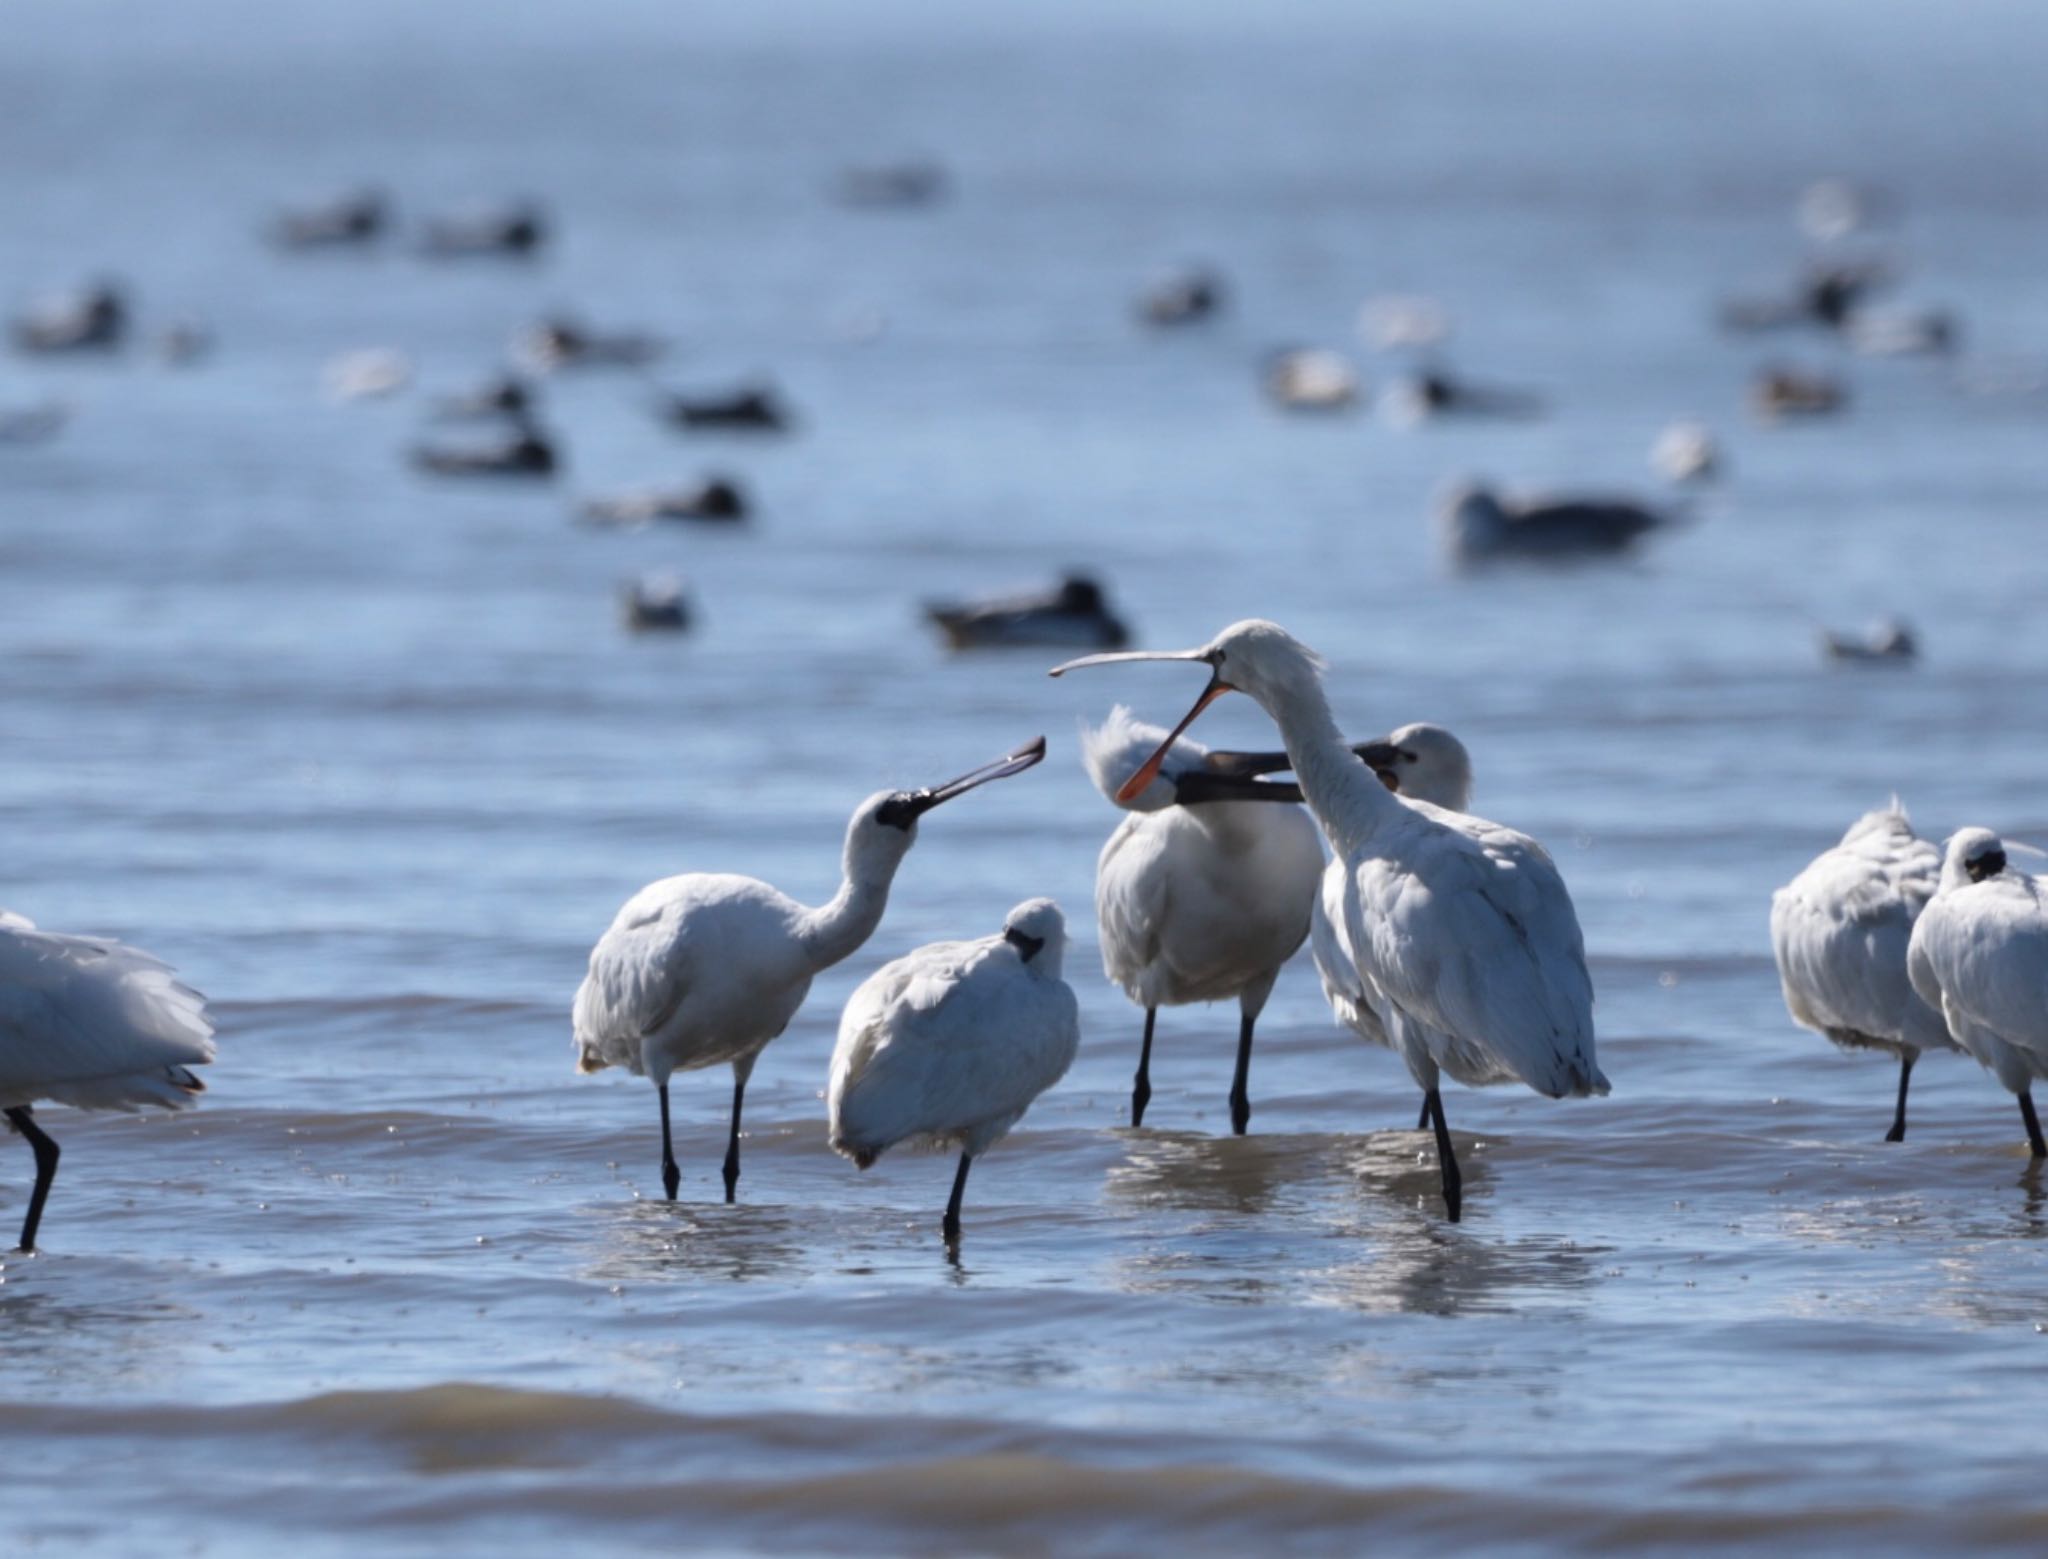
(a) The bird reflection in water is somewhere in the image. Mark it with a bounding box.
[581,1196,805,1286]
[1107,1129,1324,1217]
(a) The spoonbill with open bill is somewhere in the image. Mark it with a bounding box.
[1053,622,1605,1221]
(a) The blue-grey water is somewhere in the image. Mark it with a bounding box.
[6,0,2048,1551]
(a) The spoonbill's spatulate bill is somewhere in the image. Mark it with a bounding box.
[1907,828,2048,1159]
[1080,705,1324,1132]
[572,736,1046,1206]
[828,898,1079,1250]
[1053,621,1606,1222]
[1771,803,1955,1141]
[0,910,216,1251]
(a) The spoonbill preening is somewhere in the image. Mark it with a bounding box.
[1054,621,1605,1221]
[0,909,215,1251]
[573,736,1046,1206]
[1907,828,2048,1159]
[1771,803,1955,1141]
[829,898,1079,1250]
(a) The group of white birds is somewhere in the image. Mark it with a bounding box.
[5,618,2045,1255]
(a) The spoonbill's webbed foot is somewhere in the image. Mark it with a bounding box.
[1424,1088,1462,1222]
[1884,1052,1916,1144]
[5,1106,60,1252]
[656,1084,681,1201]
[1228,1012,1255,1136]
[722,1074,747,1204]
[1130,1008,1156,1129]
[942,1151,973,1249]
[2021,1091,2047,1160]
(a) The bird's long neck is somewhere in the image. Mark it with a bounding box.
[797,856,898,971]
[1258,681,1398,860]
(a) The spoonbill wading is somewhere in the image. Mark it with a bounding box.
[1054,621,1605,1221]
[573,737,1046,1205]
[829,898,1079,1250]
[0,910,215,1251]
[1080,705,1324,1132]
[1907,828,2048,1160]
[1771,802,1955,1141]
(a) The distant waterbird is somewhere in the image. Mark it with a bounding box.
[1436,479,1674,569]
[579,477,748,528]
[661,383,792,432]
[12,281,126,355]
[1822,618,1916,665]
[1650,419,1722,484]
[1908,829,2048,1159]
[410,420,558,478]
[573,737,1047,1204]
[925,572,1129,652]
[829,899,1078,1250]
[1080,705,1325,1132]
[1137,266,1225,327]
[1053,621,1606,1222]
[420,200,548,257]
[270,188,387,249]
[0,910,215,1251]
[1772,803,1956,1141]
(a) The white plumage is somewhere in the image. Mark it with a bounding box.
[1770,802,1955,1140]
[1309,724,1474,1084]
[828,898,1079,1246]
[1906,827,2048,1157]
[1080,704,1325,1132]
[1054,620,1605,1222]
[0,910,216,1250]
[573,738,1045,1205]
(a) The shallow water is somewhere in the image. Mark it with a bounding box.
[6,0,2048,1551]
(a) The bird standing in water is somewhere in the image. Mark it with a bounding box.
[1055,621,1605,1221]
[573,737,1045,1205]
[829,898,1079,1250]
[0,910,215,1251]
[1080,704,1324,1133]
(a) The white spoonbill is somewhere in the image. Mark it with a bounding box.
[1080,704,1325,1132]
[0,909,215,1251]
[1906,828,2048,1159]
[1053,621,1605,1222]
[573,736,1046,1205]
[1770,802,1954,1141]
[829,898,1079,1249]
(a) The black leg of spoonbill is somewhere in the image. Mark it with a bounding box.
[1416,1097,1432,1132]
[5,1107,59,1252]
[2020,1091,2047,1160]
[722,1074,747,1204]
[656,1085,681,1201]
[1229,1012,1255,1136]
[1130,1007,1156,1128]
[1424,1088,1462,1223]
[1884,1052,1916,1144]
[942,1152,973,1249]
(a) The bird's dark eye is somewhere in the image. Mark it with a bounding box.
[875,794,920,832]
[1969,849,2007,882]
[1398,749,1419,763]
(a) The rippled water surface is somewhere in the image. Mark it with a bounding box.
[7,0,2048,1551]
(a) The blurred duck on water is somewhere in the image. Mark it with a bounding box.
[926,572,1130,651]
[1434,479,1675,568]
